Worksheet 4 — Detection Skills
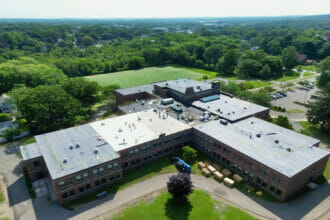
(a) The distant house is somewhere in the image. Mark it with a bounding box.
[323,34,330,42]
[298,54,307,64]
[0,94,12,113]
[306,59,313,65]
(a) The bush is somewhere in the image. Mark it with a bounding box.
[182,146,197,164]
[167,173,193,200]
[22,167,35,198]
[273,115,293,130]
[0,113,11,122]
[2,127,20,140]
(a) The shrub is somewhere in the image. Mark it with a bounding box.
[182,146,197,164]
[0,113,11,122]
[167,173,193,200]
[2,127,20,140]
[22,167,35,198]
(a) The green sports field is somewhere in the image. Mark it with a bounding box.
[85,66,205,88]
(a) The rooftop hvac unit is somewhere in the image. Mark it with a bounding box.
[63,159,68,164]
[75,143,80,148]
[94,149,99,154]
[69,146,73,150]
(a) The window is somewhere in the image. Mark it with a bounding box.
[69,190,75,197]
[110,176,114,181]
[270,186,275,192]
[95,180,101,186]
[130,150,134,155]
[101,178,106,184]
[83,173,89,180]
[59,181,65,189]
[85,184,91,190]
[99,167,104,175]
[272,176,277,183]
[33,161,40,168]
[278,178,283,186]
[135,149,139,153]
[76,175,82,182]
[262,181,267,188]
[276,189,282,196]
[66,180,73,186]
[256,178,261,185]
[79,186,85,193]
[62,192,68,200]
[93,169,98,176]
[107,164,113,170]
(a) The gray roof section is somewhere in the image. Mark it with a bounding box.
[155,79,212,94]
[31,124,120,180]
[192,95,268,122]
[116,84,155,96]
[194,117,328,178]
[20,143,42,161]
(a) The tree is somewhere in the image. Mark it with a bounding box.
[237,58,262,78]
[259,64,271,79]
[274,115,293,130]
[10,85,82,134]
[250,90,271,107]
[281,46,298,70]
[167,173,193,200]
[307,83,330,131]
[216,49,240,75]
[203,44,223,65]
[60,78,100,106]
[318,70,330,87]
[128,56,145,70]
[81,35,95,47]
[182,146,197,164]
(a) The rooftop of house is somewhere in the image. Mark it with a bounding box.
[20,124,120,180]
[90,109,191,152]
[194,117,328,178]
[154,79,214,94]
[192,95,268,122]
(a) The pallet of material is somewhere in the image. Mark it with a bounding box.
[213,171,224,181]
[202,168,211,177]
[224,177,235,187]
[213,164,222,171]
[198,162,206,169]
[207,165,216,173]
[233,174,243,183]
[221,168,232,177]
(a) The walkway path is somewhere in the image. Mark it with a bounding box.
[69,174,330,220]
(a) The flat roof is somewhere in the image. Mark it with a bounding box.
[115,84,155,96]
[194,117,328,178]
[192,95,268,122]
[20,143,42,161]
[90,109,191,152]
[21,124,120,180]
[154,79,213,94]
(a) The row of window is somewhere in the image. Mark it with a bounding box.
[62,173,121,200]
[196,138,285,189]
[256,178,282,197]
[58,161,119,189]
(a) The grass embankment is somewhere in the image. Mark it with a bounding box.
[111,190,257,220]
[299,121,330,145]
[275,72,300,82]
[86,66,205,88]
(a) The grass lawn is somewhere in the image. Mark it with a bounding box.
[286,109,304,113]
[183,67,239,80]
[275,72,300,82]
[297,65,320,72]
[86,66,205,88]
[243,80,271,89]
[303,72,314,77]
[111,190,257,220]
[0,187,4,203]
[299,121,330,145]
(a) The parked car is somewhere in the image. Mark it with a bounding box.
[278,92,287,97]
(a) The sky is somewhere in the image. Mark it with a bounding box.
[1,0,330,18]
